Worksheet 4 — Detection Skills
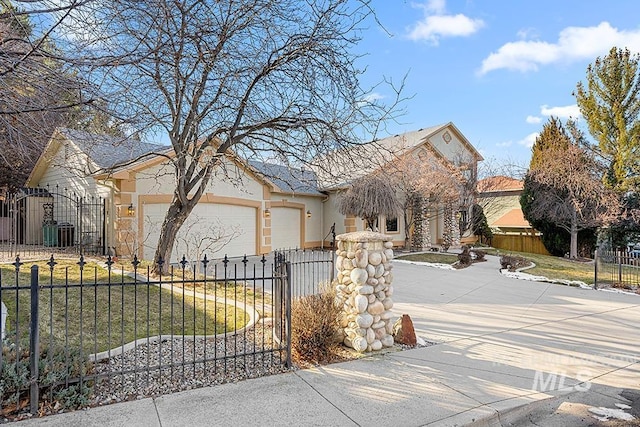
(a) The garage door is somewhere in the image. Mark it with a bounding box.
[143,203,256,263]
[270,207,301,250]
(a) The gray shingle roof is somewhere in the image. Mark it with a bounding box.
[58,128,167,170]
[312,124,449,190]
[249,160,323,196]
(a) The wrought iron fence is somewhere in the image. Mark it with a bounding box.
[0,186,105,261]
[276,248,335,298]
[0,253,300,416]
[594,248,640,290]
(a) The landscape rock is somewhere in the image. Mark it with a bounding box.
[392,314,417,346]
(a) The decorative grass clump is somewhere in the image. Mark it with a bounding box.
[290,285,342,365]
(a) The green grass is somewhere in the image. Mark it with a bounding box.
[397,248,598,285]
[0,259,249,354]
[480,249,595,284]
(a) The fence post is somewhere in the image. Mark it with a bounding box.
[593,246,598,290]
[284,261,292,369]
[29,265,40,415]
[618,249,622,284]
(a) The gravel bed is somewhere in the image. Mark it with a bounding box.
[90,322,291,406]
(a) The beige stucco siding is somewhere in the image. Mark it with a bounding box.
[134,157,264,200]
[479,194,522,227]
[36,140,108,199]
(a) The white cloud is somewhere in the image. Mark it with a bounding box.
[496,141,512,147]
[362,92,385,102]
[526,115,542,124]
[408,1,485,44]
[423,0,446,14]
[479,22,640,74]
[517,132,539,148]
[540,104,581,119]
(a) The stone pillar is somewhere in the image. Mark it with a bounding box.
[411,196,430,250]
[334,231,395,353]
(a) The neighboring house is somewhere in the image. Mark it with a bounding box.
[476,176,549,255]
[476,176,532,234]
[21,122,481,262]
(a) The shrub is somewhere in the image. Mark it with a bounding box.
[456,245,472,267]
[290,284,342,365]
[472,249,486,262]
[499,254,530,271]
[1,339,94,417]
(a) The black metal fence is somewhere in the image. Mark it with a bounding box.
[0,251,328,417]
[277,248,335,298]
[0,186,105,261]
[594,248,640,290]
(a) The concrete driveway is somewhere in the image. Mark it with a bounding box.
[388,255,640,425]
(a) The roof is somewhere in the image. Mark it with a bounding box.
[492,208,532,228]
[57,128,167,170]
[478,176,523,193]
[313,122,482,189]
[370,124,446,154]
[249,161,323,196]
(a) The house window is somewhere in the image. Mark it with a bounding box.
[385,217,398,233]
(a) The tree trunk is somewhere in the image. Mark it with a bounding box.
[151,197,195,275]
[569,209,578,259]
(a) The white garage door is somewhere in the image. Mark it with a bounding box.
[270,207,301,250]
[143,203,256,263]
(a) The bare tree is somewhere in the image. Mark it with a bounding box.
[378,143,470,249]
[69,0,401,272]
[523,121,619,259]
[172,215,242,276]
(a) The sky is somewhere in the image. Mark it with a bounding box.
[355,0,640,170]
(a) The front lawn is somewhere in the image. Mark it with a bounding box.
[0,259,249,354]
[478,248,595,284]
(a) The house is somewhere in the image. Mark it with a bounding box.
[477,176,532,234]
[477,176,550,255]
[20,122,482,262]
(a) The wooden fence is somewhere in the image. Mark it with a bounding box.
[491,233,550,255]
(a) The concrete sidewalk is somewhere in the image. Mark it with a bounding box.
[15,256,640,426]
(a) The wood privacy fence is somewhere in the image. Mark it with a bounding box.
[491,233,550,256]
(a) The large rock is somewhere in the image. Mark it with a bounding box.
[350,268,368,286]
[392,314,417,346]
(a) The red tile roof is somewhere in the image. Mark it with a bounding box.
[492,208,532,228]
[477,176,523,193]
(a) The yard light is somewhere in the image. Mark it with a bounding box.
[264,208,271,218]
[306,210,312,218]
[128,203,135,216]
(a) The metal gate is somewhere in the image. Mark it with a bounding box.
[0,186,105,261]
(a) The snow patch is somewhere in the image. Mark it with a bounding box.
[394,259,456,270]
[588,406,636,422]
[500,269,591,288]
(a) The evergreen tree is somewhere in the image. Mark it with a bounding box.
[470,203,492,244]
[521,118,612,258]
[575,47,640,246]
[575,47,640,191]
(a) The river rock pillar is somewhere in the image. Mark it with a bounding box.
[335,231,395,353]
